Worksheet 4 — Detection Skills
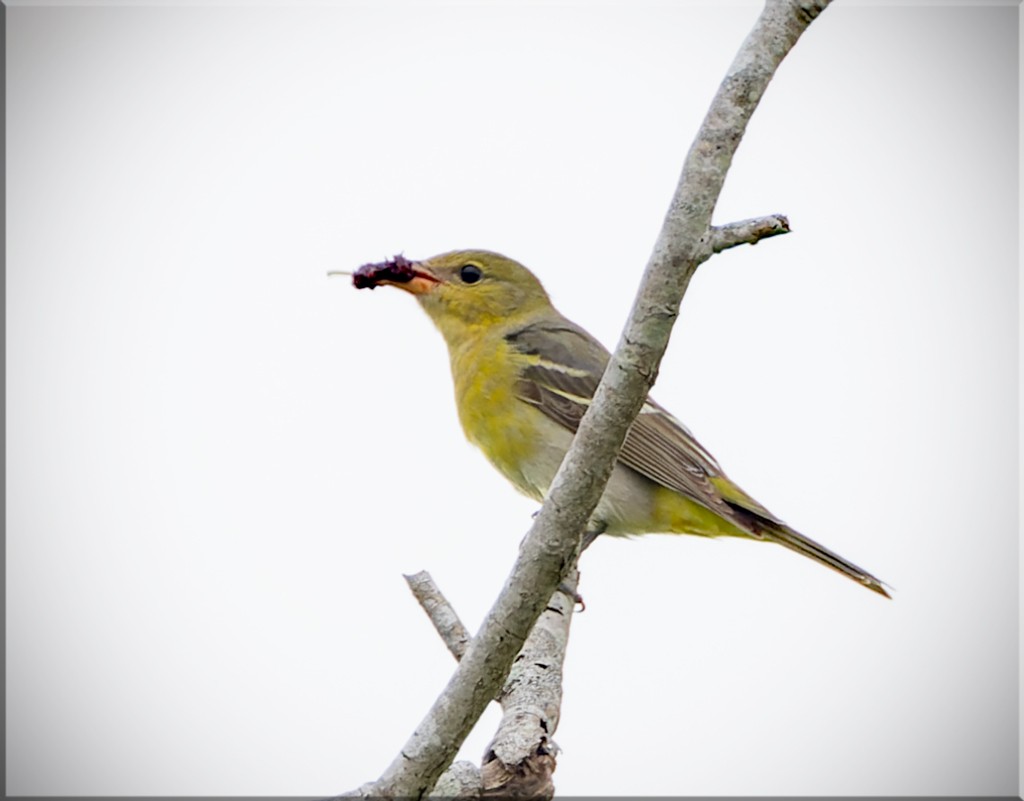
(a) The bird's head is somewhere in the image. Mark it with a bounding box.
[350,249,552,341]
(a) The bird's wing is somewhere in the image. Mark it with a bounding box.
[505,318,754,518]
[506,320,890,597]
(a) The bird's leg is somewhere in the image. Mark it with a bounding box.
[555,521,606,611]
[580,520,607,552]
[555,577,585,612]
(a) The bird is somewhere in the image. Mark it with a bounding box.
[340,249,889,598]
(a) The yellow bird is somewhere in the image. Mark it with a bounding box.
[345,250,888,597]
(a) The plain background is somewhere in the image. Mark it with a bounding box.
[6,0,1020,796]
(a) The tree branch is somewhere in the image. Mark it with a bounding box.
[432,760,481,800]
[404,569,579,799]
[352,2,832,797]
[479,567,577,799]
[710,213,791,252]
[404,571,471,661]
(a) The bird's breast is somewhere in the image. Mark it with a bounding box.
[448,336,567,502]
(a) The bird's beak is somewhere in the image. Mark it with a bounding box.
[396,263,441,296]
[349,255,442,295]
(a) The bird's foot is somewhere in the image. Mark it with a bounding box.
[556,582,586,612]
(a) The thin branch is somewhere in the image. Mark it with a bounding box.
[710,213,791,252]
[357,2,832,797]
[404,571,471,661]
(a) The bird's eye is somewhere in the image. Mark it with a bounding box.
[459,264,483,284]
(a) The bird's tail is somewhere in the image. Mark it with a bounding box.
[758,519,890,598]
[714,486,890,597]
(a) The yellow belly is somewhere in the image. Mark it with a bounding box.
[449,336,561,502]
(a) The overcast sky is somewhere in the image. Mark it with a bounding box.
[6,0,1020,796]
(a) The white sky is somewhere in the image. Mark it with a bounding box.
[6,1,1020,796]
